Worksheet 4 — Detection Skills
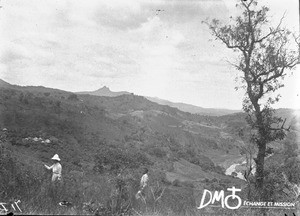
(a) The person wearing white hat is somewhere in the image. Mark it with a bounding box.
[44,154,62,182]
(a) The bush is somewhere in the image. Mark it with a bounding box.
[283,157,300,184]
[180,151,216,172]
[67,94,78,101]
[94,145,151,174]
[147,147,166,158]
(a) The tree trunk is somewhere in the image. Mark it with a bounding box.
[255,141,267,216]
[255,141,266,199]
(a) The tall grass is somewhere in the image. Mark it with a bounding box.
[1,140,300,215]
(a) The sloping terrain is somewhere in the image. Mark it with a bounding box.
[1,79,299,178]
[0,79,299,214]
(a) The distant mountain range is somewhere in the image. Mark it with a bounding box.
[145,96,240,116]
[0,80,239,116]
[76,86,240,116]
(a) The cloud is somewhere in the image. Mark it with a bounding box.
[93,6,149,31]
[90,0,229,31]
[53,9,77,28]
[0,50,29,64]
[143,0,228,24]
[0,0,298,109]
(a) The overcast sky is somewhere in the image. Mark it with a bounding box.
[0,0,299,110]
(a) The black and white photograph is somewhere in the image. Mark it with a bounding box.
[0,0,299,215]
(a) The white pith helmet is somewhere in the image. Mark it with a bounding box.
[51,154,61,161]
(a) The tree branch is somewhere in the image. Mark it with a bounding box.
[256,13,285,43]
[269,118,291,131]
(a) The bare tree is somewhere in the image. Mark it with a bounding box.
[205,0,299,200]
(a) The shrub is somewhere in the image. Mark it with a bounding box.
[67,94,78,101]
[283,157,300,184]
[94,145,151,174]
[147,147,166,158]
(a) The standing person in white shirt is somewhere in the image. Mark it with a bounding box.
[140,168,149,190]
[44,154,62,183]
[136,168,149,199]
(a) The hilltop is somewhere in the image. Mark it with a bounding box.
[77,86,131,97]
